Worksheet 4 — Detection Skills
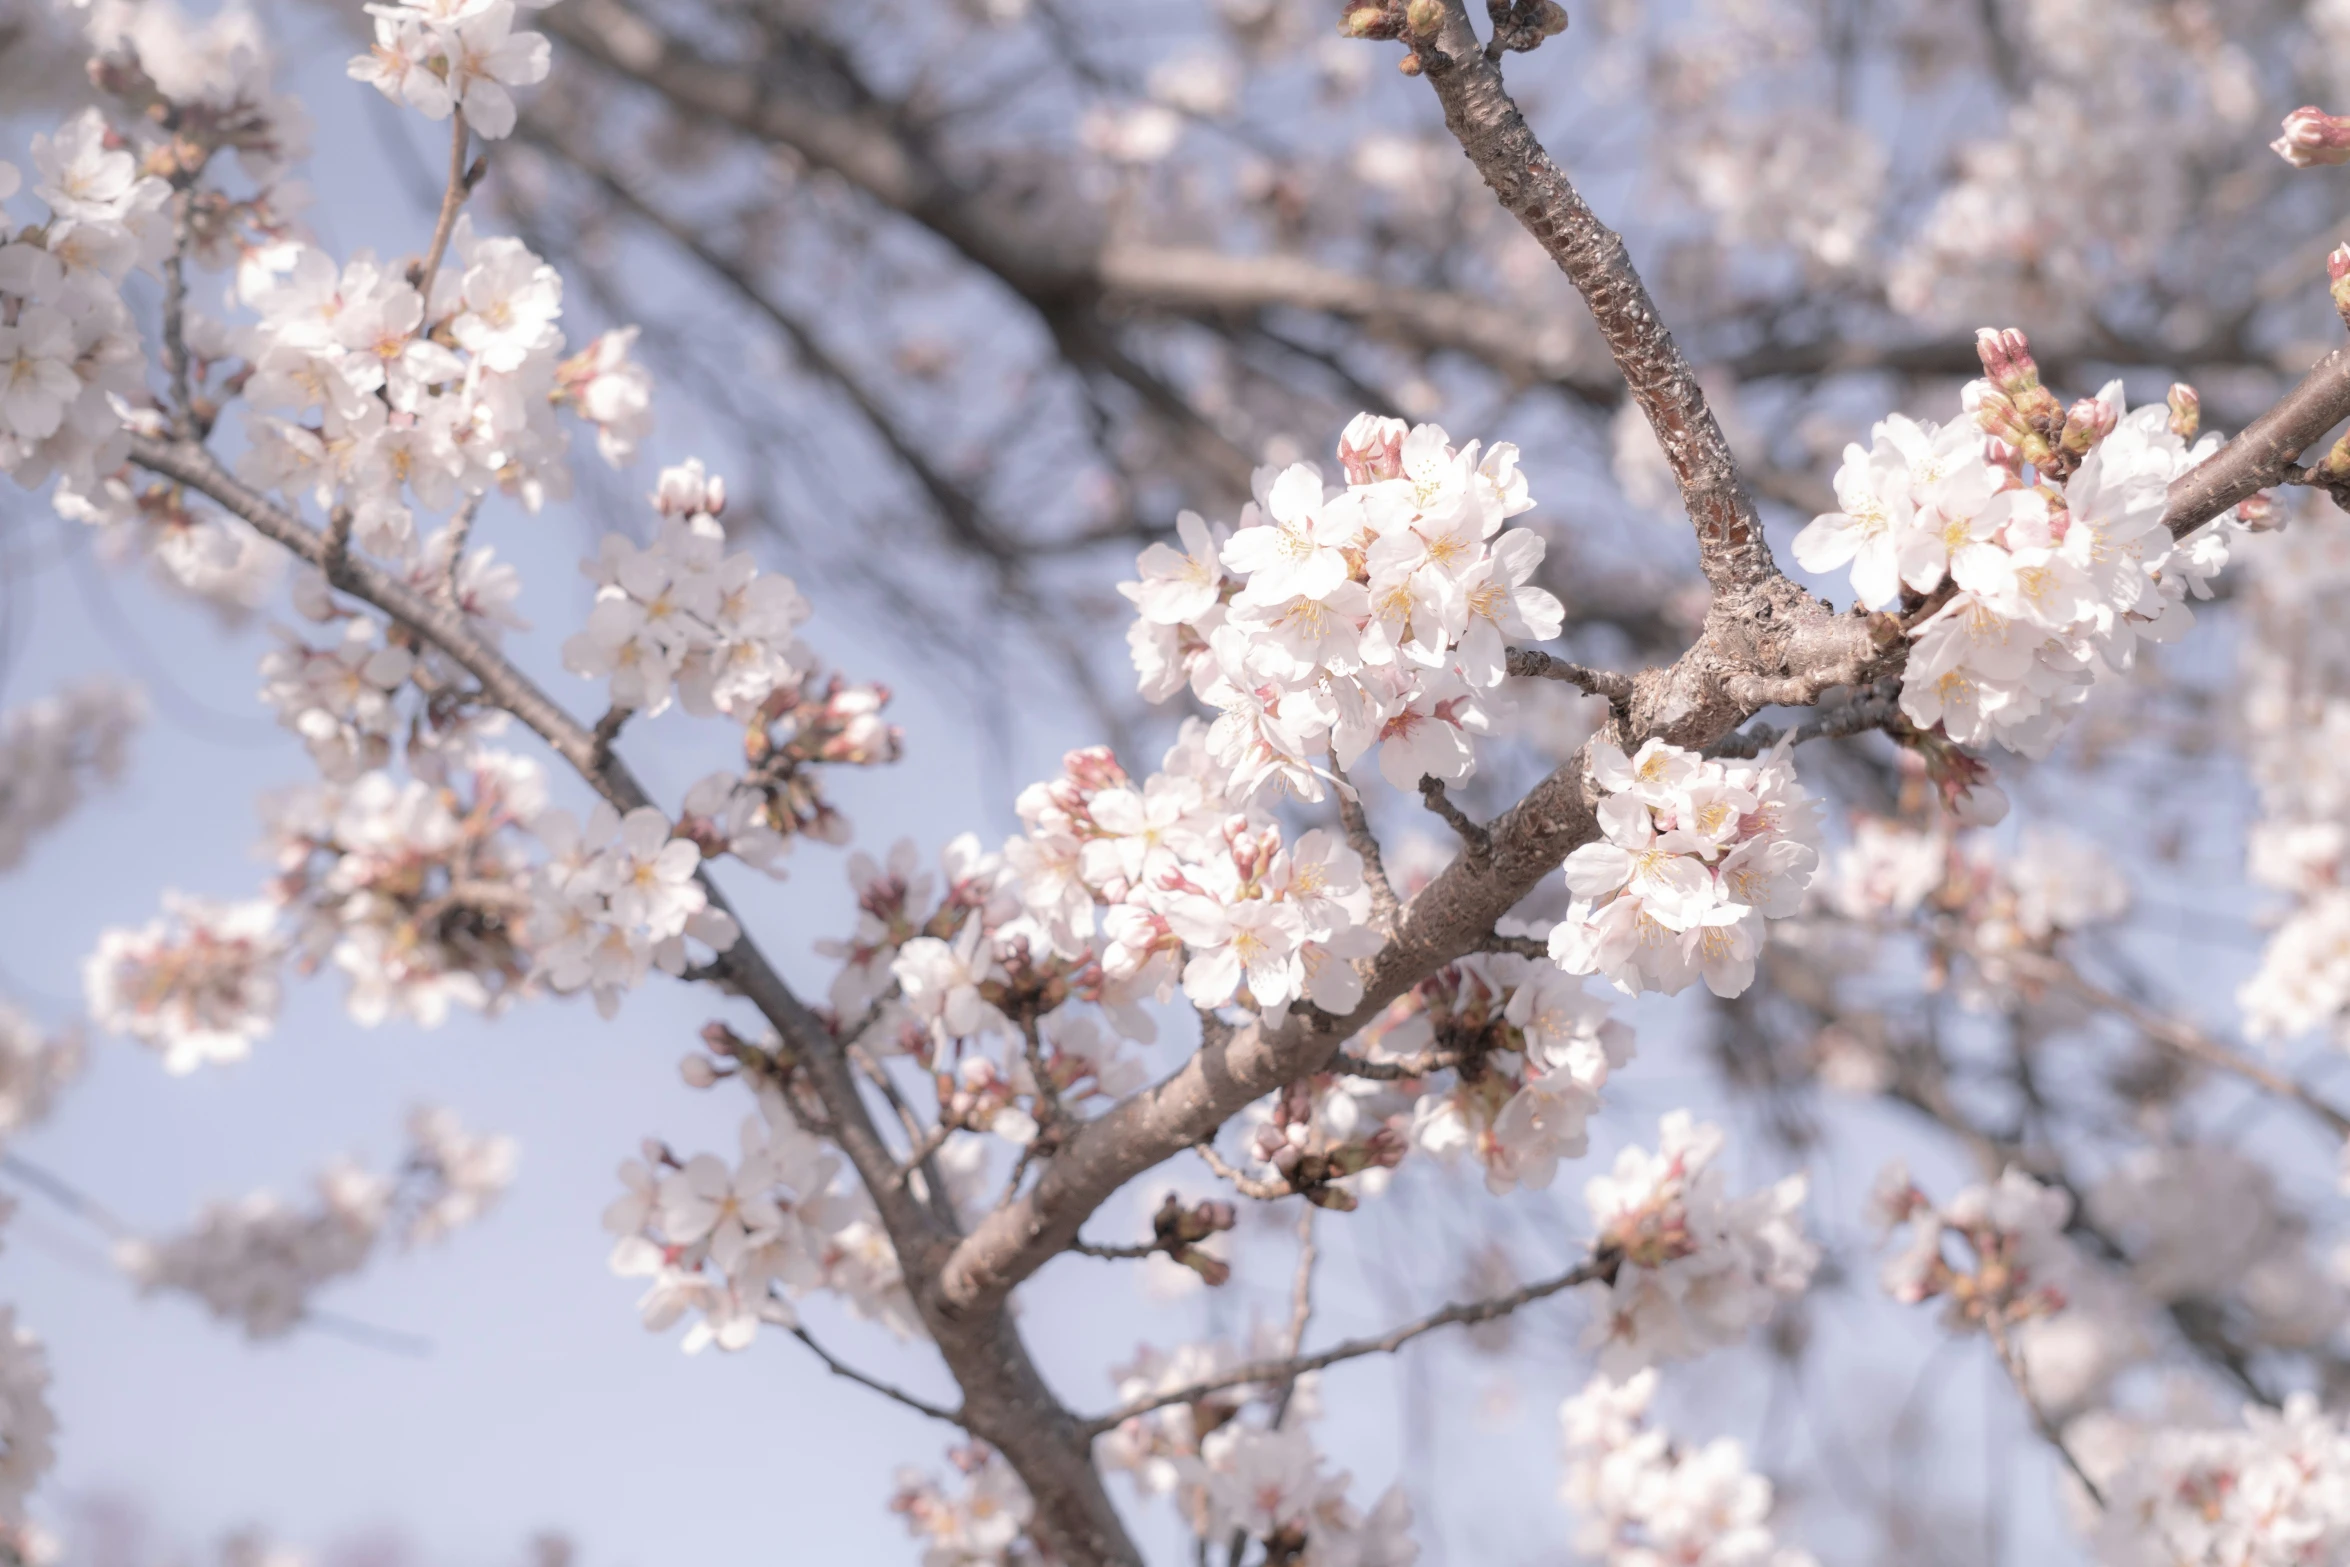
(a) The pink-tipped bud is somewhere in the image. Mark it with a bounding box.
[2166,382,2200,441]
[2330,245,2350,330]
[1973,327,2040,394]
[2238,490,2283,531]
[2058,396,2117,459]
[2275,107,2350,169]
[1337,411,1408,484]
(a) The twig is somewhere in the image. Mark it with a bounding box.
[1985,1309,2104,1509]
[441,493,485,601]
[1270,1207,1317,1425]
[411,110,472,309]
[1079,1248,1618,1435]
[1505,647,1634,704]
[786,1322,967,1428]
[1069,1239,1160,1261]
[1998,948,2350,1139]
[588,703,629,774]
[1334,782,1402,935]
[1330,1048,1462,1081]
[160,189,198,440]
[1417,776,1491,864]
[1192,1142,1292,1201]
[1706,685,1905,759]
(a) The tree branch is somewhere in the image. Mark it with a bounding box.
[1078,1248,1616,1436]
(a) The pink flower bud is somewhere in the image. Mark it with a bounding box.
[2166,382,2200,441]
[2238,489,2285,531]
[1337,411,1407,484]
[2274,106,2350,168]
[679,1053,719,1088]
[2058,396,2116,459]
[1973,327,2039,395]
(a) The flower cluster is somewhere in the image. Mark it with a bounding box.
[1561,1370,1816,1567]
[1121,415,1562,802]
[528,800,741,1018]
[2229,502,2350,1042]
[2088,1395,2350,1567]
[998,722,1384,1022]
[116,1107,514,1337]
[1870,1163,2077,1330]
[0,1005,81,1144]
[0,112,165,486]
[235,220,649,558]
[349,0,551,142]
[1796,330,2239,761]
[265,755,544,1028]
[1185,1423,1419,1566]
[0,679,142,874]
[604,1111,917,1352]
[889,1444,1050,1566]
[1335,951,1637,1197]
[83,892,286,1073]
[1552,738,1822,1000]
[561,462,814,721]
[0,1309,53,1536]
[1576,1113,1818,1375]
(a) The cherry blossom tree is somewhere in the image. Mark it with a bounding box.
[13,0,2350,1563]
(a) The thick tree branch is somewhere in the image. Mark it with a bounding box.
[2163,343,2350,537]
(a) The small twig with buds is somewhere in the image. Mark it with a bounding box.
[1417,777,1491,864]
[1193,1141,1295,1201]
[1504,646,1635,704]
[1078,1245,1621,1435]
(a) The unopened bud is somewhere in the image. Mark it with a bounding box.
[1404,0,1443,33]
[1338,3,1397,37]
[2330,246,2350,331]
[1973,327,2039,395]
[2318,430,2350,484]
[2058,396,2117,459]
[2275,106,2350,169]
[2238,490,2284,532]
[1535,0,1568,34]
[680,1053,719,1088]
[1397,52,1423,74]
[2166,382,2200,441]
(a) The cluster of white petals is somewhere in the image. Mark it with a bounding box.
[348,0,552,142]
[264,754,544,1027]
[561,461,813,720]
[528,800,740,1017]
[1576,1113,1817,1375]
[889,1443,1045,1566]
[0,111,166,485]
[2232,504,2350,1041]
[0,1005,81,1144]
[1184,1423,1418,1566]
[1796,343,2241,761]
[1552,738,1821,1000]
[996,720,1385,1025]
[117,1107,513,1337]
[1870,1163,2078,1329]
[234,218,650,556]
[1561,1369,1816,1567]
[82,892,285,1073]
[1324,950,1635,1198]
[2086,1395,2350,1567]
[1121,414,1561,802]
[0,1310,53,1536]
[0,679,142,873]
[605,1106,916,1351]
